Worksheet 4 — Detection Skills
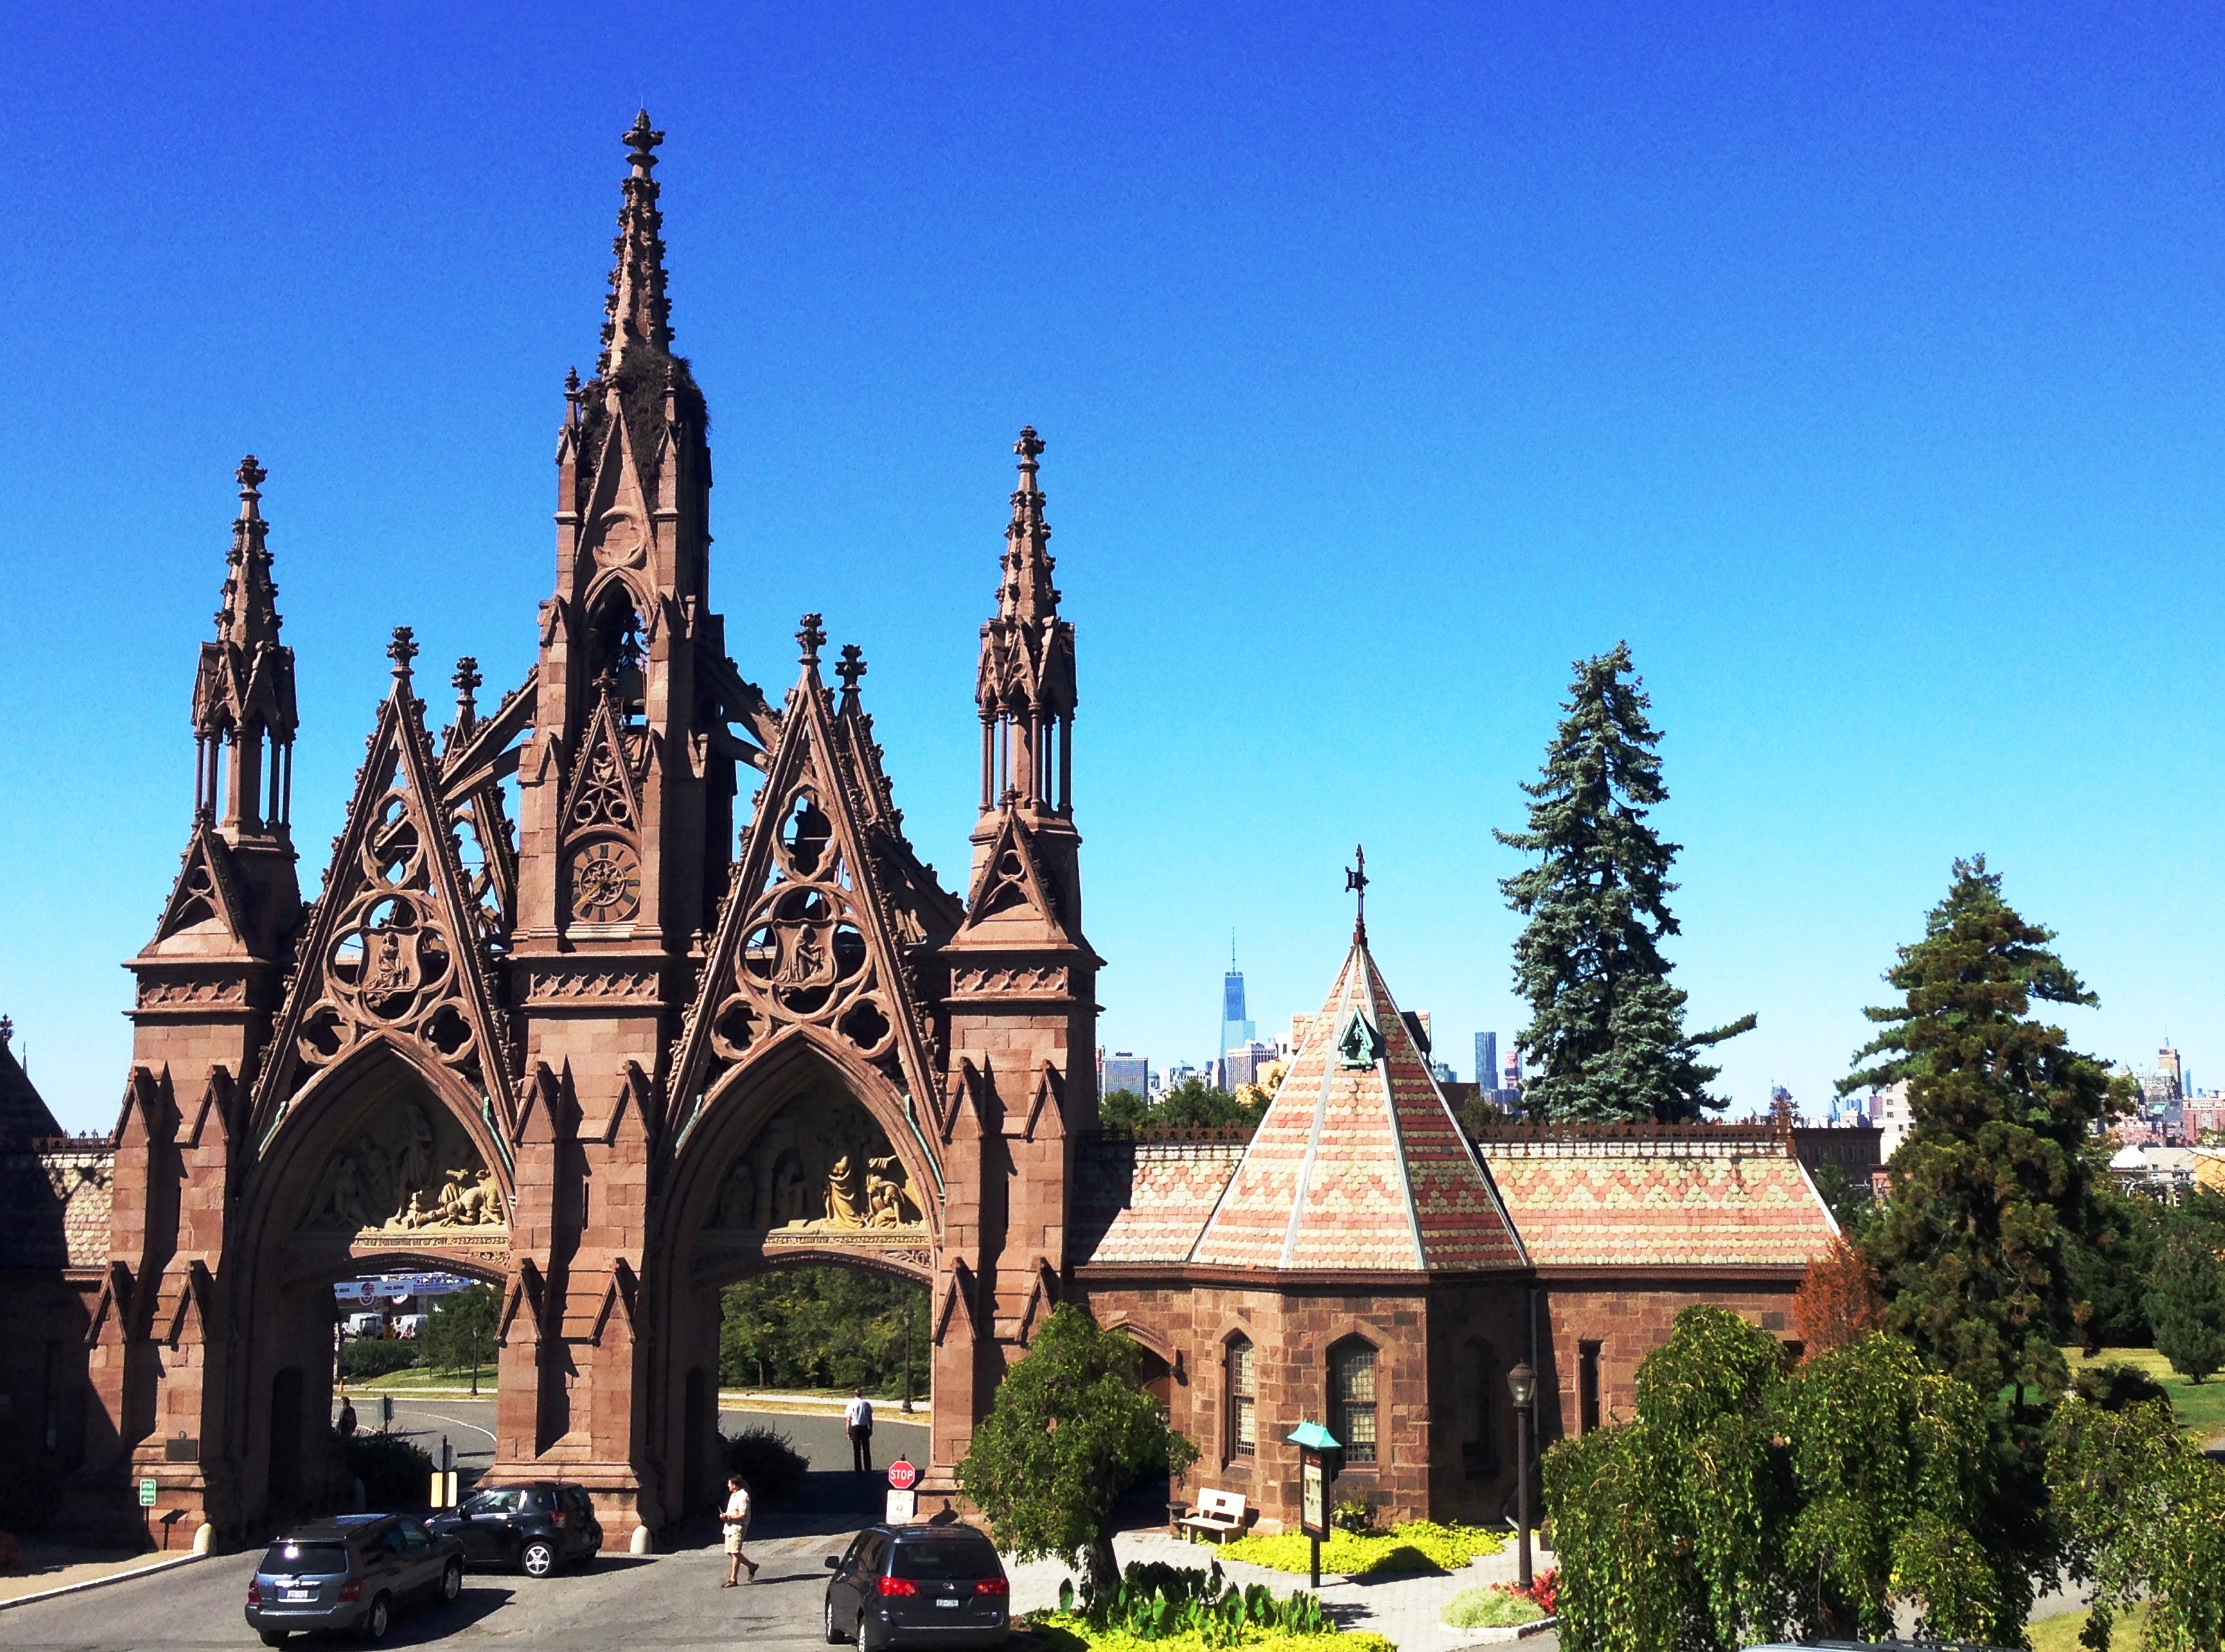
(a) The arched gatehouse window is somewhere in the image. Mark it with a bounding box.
[1329,1339,1378,1466]
[1226,1336,1257,1460]
[582,585,648,721]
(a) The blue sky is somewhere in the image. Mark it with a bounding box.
[3,4,2222,1132]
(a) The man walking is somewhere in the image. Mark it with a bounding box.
[845,1389,874,1474]
[721,1473,759,1586]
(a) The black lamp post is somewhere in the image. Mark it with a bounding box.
[1507,1362,1536,1589]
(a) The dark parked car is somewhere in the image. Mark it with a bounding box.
[245,1513,464,1644]
[823,1523,1011,1651]
[429,1480,603,1578]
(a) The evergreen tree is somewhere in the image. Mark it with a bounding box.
[2149,1219,2225,1383]
[1497,642,1753,1122]
[1840,856,2126,1399]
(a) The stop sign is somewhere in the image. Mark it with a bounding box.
[887,1458,919,1491]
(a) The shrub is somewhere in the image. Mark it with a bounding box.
[1220,1519,1503,1578]
[1045,1559,1350,1649]
[2074,1362,2170,1413]
[1516,1568,1558,1615]
[1331,1496,1376,1535]
[340,1428,434,1509]
[724,1424,808,1504]
[1442,1585,1545,1630]
[340,1339,421,1380]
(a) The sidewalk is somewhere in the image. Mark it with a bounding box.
[0,1544,202,1610]
[1005,1529,1559,1652]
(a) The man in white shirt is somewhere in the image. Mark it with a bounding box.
[721,1474,757,1586]
[845,1390,874,1473]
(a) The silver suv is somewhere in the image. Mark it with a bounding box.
[245,1513,465,1644]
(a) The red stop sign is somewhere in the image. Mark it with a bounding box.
[887,1459,919,1491]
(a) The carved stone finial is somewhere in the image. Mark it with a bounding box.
[836,643,867,694]
[388,626,419,679]
[452,656,481,729]
[595,663,624,704]
[235,454,267,515]
[797,613,826,666]
[624,108,663,177]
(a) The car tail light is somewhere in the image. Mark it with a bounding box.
[245,1581,261,1607]
[336,1580,362,1604]
[552,1511,567,1527]
[975,1578,1010,1597]
[877,1576,920,1597]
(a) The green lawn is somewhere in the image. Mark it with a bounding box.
[2029,1602,2147,1652]
[2065,1347,2225,1443]
[339,1366,497,1393]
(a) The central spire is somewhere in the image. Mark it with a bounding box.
[600,110,673,377]
[999,427,1059,626]
[216,456,282,656]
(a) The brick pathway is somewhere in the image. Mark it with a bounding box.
[1005,1529,1560,1652]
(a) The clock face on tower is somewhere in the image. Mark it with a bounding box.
[569,840,642,923]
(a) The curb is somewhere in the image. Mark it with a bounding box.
[1451,1616,1558,1644]
[0,1552,204,1613]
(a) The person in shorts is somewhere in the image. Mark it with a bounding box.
[721,1473,758,1585]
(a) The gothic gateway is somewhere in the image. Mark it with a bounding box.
[36,117,1838,1550]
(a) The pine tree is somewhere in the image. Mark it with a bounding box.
[2149,1221,2225,1384]
[1496,642,1753,1122]
[1841,856,2126,1399]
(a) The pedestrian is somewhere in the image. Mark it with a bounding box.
[335,1398,357,1439]
[845,1388,874,1474]
[721,1473,758,1586]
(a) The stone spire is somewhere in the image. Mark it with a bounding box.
[599,110,674,378]
[190,457,298,835]
[998,427,1060,625]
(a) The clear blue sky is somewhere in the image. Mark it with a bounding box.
[4,4,2220,1133]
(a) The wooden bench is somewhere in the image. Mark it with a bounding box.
[1179,1489,1248,1544]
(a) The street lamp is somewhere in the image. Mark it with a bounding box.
[1507,1362,1536,1589]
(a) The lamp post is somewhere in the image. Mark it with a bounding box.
[1507,1362,1536,1589]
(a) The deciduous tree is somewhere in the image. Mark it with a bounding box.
[1497,643,1753,1123]
[956,1306,1198,1595]
[420,1283,497,1393]
[1793,1237,1886,1358]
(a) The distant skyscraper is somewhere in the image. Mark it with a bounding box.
[1219,936,1256,1077]
[1098,1049,1150,1099]
[1474,1032,1498,1090]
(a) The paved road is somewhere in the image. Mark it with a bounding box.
[1,1401,935,1651]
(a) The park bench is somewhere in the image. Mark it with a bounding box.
[1179,1488,1249,1544]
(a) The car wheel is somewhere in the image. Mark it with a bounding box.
[260,1634,288,1649]
[856,1612,872,1652]
[362,1591,392,1641]
[521,1539,558,1579]
[441,1559,464,1602]
[826,1599,846,1645]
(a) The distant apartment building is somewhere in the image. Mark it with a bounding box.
[1224,1040,1280,1088]
[1474,1031,1498,1091]
[1098,1049,1150,1099]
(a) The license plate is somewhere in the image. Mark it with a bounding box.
[283,1589,316,1602]
[935,1599,964,1610]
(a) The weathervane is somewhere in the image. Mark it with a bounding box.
[1346,844,1367,942]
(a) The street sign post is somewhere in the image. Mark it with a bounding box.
[138,1478,157,1508]
[887,1458,919,1491]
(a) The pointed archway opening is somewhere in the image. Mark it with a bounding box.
[227,1043,513,1537]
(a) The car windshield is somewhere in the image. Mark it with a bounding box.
[260,1541,349,1574]
[461,1489,527,1516]
[891,1540,1002,1580]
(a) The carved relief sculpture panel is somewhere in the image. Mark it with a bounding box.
[706,1092,924,1246]
[298,1097,506,1239]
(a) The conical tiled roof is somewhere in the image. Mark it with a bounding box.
[0,1035,62,1151]
[1192,938,1526,1272]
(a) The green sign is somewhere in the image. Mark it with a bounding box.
[137,1478,157,1508]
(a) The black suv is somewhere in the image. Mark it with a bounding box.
[245,1513,464,1644]
[823,1523,1010,1651]
[428,1481,603,1578]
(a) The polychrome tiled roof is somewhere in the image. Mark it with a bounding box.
[1477,1127,1838,1268]
[1189,936,1526,1273]
[1072,1135,1247,1264]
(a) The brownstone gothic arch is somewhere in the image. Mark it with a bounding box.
[73,122,1098,1549]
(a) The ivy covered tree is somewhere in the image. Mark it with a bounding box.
[1840,856,2128,1401]
[956,1306,1198,1596]
[1496,643,1753,1123]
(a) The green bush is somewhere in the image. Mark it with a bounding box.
[1441,1585,1545,1630]
[724,1424,808,1503]
[2074,1361,2170,1412]
[1059,1560,1342,1649]
[1220,1519,1503,1578]
[339,1339,421,1380]
[1029,1624,1390,1652]
[340,1428,434,1509]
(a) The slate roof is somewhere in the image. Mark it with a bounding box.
[1071,1135,1248,1264]
[1476,1126,1838,1269]
[1188,936,1526,1272]
[0,1041,111,1272]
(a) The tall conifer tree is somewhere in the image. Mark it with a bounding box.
[1497,643,1753,1123]
[1841,857,2125,1398]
